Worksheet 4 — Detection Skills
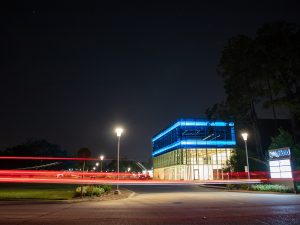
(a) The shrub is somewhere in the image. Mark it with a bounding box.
[93,187,105,196]
[86,186,94,196]
[75,186,87,197]
[75,186,105,197]
[98,184,112,192]
[250,184,293,193]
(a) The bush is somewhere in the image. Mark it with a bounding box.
[75,186,87,197]
[86,186,94,196]
[93,187,105,196]
[98,184,112,192]
[74,186,105,197]
[250,184,293,193]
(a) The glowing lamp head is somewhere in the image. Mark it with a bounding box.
[95,162,99,166]
[115,127,124,137]
[100,155,104,161]
[241,132,248,141]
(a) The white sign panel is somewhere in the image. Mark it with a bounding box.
[269,159,292,178]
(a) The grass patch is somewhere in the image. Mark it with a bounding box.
[0,183,77,200]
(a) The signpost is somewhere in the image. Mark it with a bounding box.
[268,147,292,178]
[268,147,297,193]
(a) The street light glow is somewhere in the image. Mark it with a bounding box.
[115,126,124,194]
[115,127,124,137]
[241,132,248,141]
[241,132,250,182]
[99,155,104,172]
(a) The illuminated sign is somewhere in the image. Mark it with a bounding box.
[268,147,292,179]
[268,148,291,160]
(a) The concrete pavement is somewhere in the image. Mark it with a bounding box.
[0,185,299,225]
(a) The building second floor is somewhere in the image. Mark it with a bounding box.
[152,118,236,157]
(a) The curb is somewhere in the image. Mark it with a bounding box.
[199,184,298,195]
[199,184,227,190]
[225,189,297,195]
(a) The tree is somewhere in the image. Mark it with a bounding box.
[217,35,264,159]
[256,22,300,141]
[269,128,300,170]
[77,147,91,198]
[4,139,66,157]
[0,139,67,169]
[209,21,300,160]
[223,151,243,173]
[224,146,267,174]
[77,147,91,172]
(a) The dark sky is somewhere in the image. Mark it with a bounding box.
[1,1,300,161]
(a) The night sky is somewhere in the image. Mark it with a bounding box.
[1,1,300,161]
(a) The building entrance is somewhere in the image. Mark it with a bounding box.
[194,169,199,180]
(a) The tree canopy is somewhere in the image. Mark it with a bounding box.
[268,128,300,169]
[207,21,300,160]
[0,139,67,169]
[77,147,91,158]
[3,139,67,157]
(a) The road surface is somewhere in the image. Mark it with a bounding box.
[0,185,299,225]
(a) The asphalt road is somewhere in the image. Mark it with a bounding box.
[0,185,299,225]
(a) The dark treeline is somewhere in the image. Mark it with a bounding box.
[0,139,70,169]
[206,21,300,170]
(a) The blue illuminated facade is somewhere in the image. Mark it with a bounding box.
[152,118,236,180]
[152,119,236,157]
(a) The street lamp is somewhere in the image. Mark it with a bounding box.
[127,167,131,172]
[241,132,250,181]
[115,127,124,194]
[99,155,104,172]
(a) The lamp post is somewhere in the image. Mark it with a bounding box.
[95,162,99,171]
[100,155,104,172]
[241,132,250,181]
[115,127,124,194]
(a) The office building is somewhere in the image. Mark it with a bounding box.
[152,118,236,180]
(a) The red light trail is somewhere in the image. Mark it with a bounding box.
[0,169,268,185]
[0,156,103,161]
[0,169,292,185]
[0,156,298,185]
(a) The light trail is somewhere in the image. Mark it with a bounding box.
[0,156,298,185]
[0,156,104,161]
[0,177,263,185]
[0,169,266,184]
[0,169,298,185]
[0,169,292,185]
